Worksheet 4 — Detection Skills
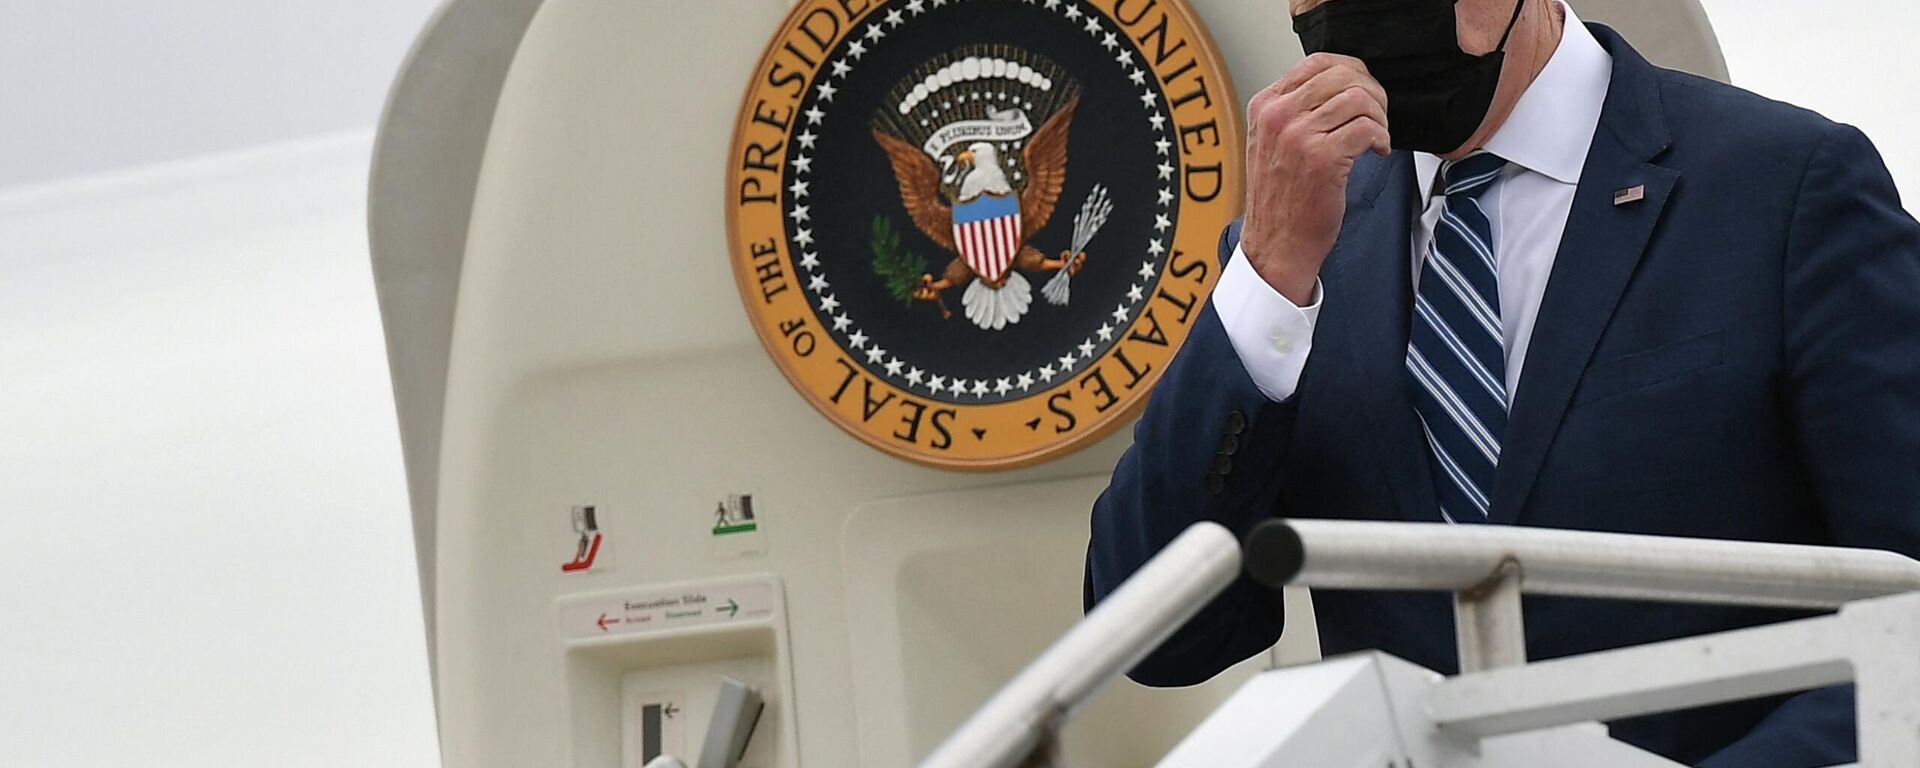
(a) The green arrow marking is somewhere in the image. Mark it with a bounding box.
[716,598,740,618]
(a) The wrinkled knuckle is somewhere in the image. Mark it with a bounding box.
[1274,104,1306,133]
[1365,93,1391,121]
[1331,87,1369,113]
[1255,107,1288,136]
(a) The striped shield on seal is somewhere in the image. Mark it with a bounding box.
[951,193,1022,283]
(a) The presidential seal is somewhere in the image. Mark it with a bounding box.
[728,0,1242,469]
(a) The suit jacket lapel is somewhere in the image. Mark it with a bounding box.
[1318,153,1440,522]
[1487,24,1678,524]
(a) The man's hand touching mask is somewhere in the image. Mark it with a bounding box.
[1240,53,1391,304]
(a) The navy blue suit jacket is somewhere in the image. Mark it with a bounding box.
[1086,25,1920,767]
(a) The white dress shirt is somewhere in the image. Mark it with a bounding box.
[1216,2,1613,402]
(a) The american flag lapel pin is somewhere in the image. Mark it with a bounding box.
[1614,185,1647,206]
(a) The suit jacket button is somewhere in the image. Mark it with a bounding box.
[1219,434,1240,456]
[1206,474,1226,496]
[1211,454,1234,475]
[1226,411,1248,434]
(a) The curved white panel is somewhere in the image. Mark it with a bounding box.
[371,2,1729,766]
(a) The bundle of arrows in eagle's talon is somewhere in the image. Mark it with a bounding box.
[1043,183,1113,306]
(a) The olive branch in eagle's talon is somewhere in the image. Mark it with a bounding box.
[870,215,950,318]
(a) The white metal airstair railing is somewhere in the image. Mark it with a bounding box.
[919,519,1920,768]
[915,523,1242,768]
[1244,520,1920,672]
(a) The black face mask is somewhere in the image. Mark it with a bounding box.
[1293,0,1525,154]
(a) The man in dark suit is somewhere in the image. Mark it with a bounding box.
[1084,0,1920,765]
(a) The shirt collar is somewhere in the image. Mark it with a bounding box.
[1415,1,1612,196]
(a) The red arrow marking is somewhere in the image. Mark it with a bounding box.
[596,612,622,632]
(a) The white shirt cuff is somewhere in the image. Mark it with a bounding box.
[1213,245,1323,402]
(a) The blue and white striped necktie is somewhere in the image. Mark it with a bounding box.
[1408,152,1510,524]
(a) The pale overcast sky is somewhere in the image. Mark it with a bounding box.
[1703,0,1920,196]
[0,1,1915,190]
